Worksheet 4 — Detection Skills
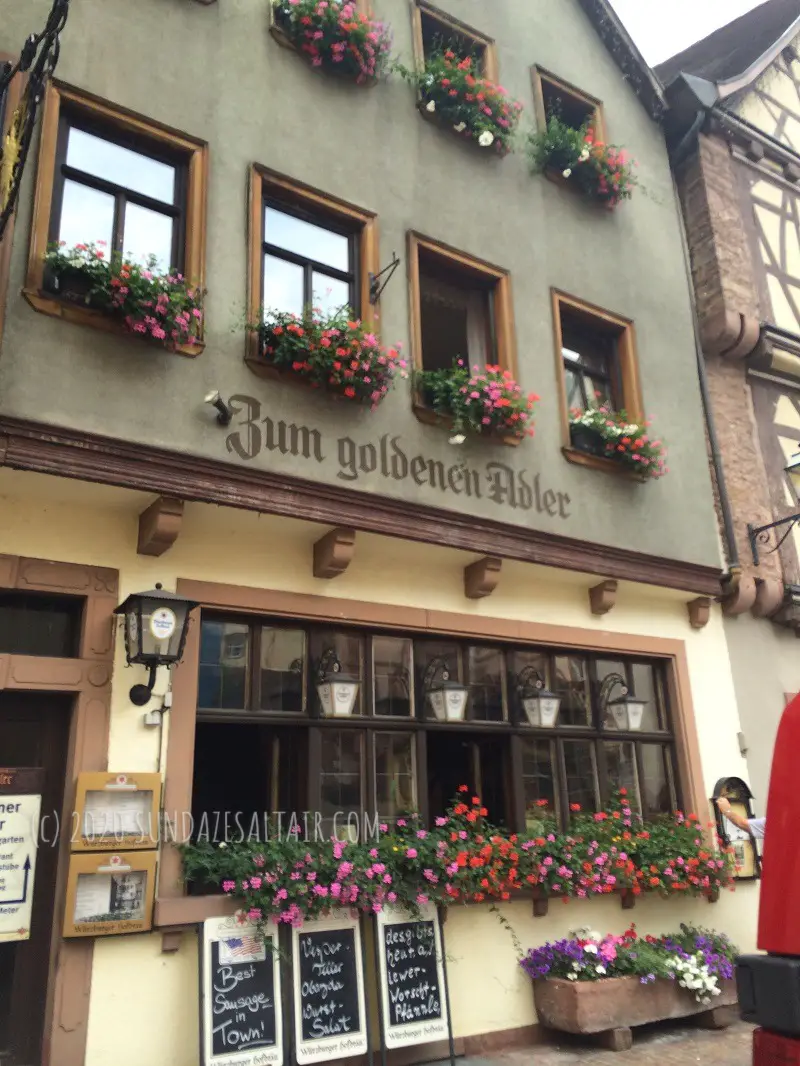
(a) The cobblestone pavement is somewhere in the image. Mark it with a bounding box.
[466,1021,753,1065]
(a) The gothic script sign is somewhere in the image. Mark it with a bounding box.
[225,396,572,520]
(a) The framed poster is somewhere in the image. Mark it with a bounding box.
[375,904,448,1048]
[292,911,367,1064]
[713,776,761,880]
[72,771,161,851]
[201,914,283,1066]
[0,767,44,943]
[63,851,157,937]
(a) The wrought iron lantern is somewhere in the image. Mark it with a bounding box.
[516,666,561,728]
[748,451,800,565]
[599,672,646,732]
[316,649,360,717]
[423,657,469,721]
[114,584,199,705]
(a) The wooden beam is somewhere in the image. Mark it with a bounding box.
[687,596,712,630]
[464,556,502,599]
[313,527,356,579]
[589,579,617,615]
[137,497,184,557]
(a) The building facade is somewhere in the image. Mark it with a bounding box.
[659,0,800,808]
[0,2,756,1065]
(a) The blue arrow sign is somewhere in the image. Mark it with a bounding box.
[1,856,31,906]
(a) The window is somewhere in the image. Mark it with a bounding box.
[247,167,378,368]
[25,82,207,354]
[552,290,642,468]
[409,232,516,398]
[0,592,83,658]
[191,614,678,843]
[412,1,497,81]
[533,67,604,137]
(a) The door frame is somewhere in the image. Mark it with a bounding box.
[0,554,117,1066]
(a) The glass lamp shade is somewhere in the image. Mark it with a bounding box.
[427,682,469,722]
[114,586,198,666]
[608,696,646,731]
[522,690,561,728]
[317,677,360,717]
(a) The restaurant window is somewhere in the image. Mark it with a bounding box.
[412,0,497,80]
[409,233,516,402]
[192,616,678,841]
[0,592,83,658]
[25,82,207,344]
[533,67,604,137]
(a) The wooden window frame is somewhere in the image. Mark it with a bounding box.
[411,0,498,82]
[155,578,708,927]
[246,164,379,378]
[532,66,605,140]
[552,289,643,477]
[407,231,518,443]
[0,54,24,347]
[24,81,208,358]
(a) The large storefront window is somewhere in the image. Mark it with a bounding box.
[191,615,677,839]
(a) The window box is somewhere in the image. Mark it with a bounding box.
[568,410,667,481]
[530,120,636,209]
[24,83,208,357]
[269,0,391,84]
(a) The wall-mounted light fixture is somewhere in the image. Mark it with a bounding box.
[748,451,800,564]
[316,649,360,717]
[515,667,561,728]
[599,672,646,732]
[113,584,199,706]
[204,390,233,426]
[423,657,469,721]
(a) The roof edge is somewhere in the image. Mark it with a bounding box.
[716,12,800,98]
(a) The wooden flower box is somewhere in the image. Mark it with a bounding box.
[534,975,737,1052]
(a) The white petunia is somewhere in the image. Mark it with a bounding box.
[562,168,572,178]
[595,965,607,975]
[567,973,578,981]
[584,944,598,954]
[453,122,466,132]
[478,130,494,147]
[579,148,590,162]
[426,100,436,113]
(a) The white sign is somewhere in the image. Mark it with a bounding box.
[375,905,449,1049]
[150,606,177,642]
[0,793,41,942]
[202,913,283,1066]
[293,911,367,1064]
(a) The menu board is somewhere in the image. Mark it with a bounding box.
[201,915,283,1066]
[375,905,449,1048]
[292,912,367,1063]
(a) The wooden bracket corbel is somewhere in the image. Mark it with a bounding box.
[160,930,184,953]
[589,580,617,616]
[687,596,712,630]
[313,527,356,579]
[745,139,765,162]
[137,497,184,557]
[464,556,502,599]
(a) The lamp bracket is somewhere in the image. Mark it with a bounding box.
[129,663,158,707]
[598,672,628,707]
[748,513,800,566]
[369,252,400,304]
[317,648,343,684]
[422,656,450,691]
[516,665,545,694]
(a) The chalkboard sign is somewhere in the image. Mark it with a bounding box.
[376,905,449,1048]
[292,912,367,1063]
[201,915,283,1066]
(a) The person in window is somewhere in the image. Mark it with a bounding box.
[715,796,765,839]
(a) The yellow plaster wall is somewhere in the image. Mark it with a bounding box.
[0,471,758,1065]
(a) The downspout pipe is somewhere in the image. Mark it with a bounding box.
[665,82,741,572]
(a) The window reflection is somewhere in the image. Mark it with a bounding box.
[260,627,305,712]
[375,733,416,821]
[602,741,640,813]
[373,637,412,717]
[198,620,249,709]
[563,740,599,813]
[320,730,363,841]
[553,656,591,726]
[521,738,555,830]
[66,128,176,204]
[265,207,349,271]
[467,645,504,721]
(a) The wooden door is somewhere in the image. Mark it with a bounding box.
[0,693,71,1066]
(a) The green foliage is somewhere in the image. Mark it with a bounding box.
[273,0,392,82]
[528,115,637,208]
[415,358,538,440]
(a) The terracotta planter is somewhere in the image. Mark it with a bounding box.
[46,267,106,310]
[533,975,737,1035]
[569,422,608,458]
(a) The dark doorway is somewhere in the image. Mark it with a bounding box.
[0,693,71,1066]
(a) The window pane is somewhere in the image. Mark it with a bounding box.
[374,733,416,821]
[264,206,349,271]
[123,202,174,272]
[260,627,305,712]
[564,367,585,410]
[419,271,490,373]
[639,744,673,816]
[631,664,665,730]
[584,372,613,408]
[599,660,660,732]
[467,645,504,721]
[373,637,412,717]
[414,640,462,719]
[521,738,556,829]
[553,656,591,726]
[66,127,175,204]
[58,179,114,248]
[563,740,599,813]
[198,620,249,710]
[310,630,363,716]
[0,592,82,657]
[507,650,548,724]
[320,730,363,840]
[312,272,351,316]
[264,254,304,317]
[596,659,628,730]
[602,740,640,813]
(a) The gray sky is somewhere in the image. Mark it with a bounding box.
[609,0,765,66]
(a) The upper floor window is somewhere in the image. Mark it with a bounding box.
[413,0,497,80]
[533,66,604,137]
